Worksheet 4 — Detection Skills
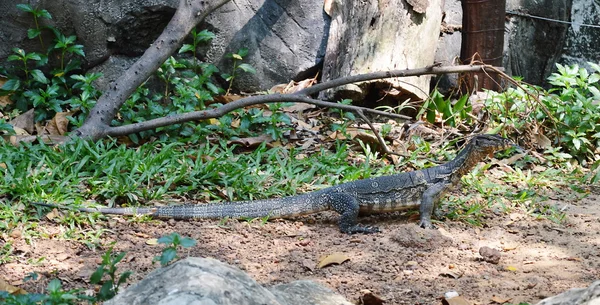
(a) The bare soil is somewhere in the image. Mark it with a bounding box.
[3,180,599,304]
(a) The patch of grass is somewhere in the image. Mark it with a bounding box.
[444,156,577,226]
[0,137,395,241]
[442,194,488,226]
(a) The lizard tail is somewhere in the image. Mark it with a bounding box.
[152,193,326,219]
[31,202,156,216]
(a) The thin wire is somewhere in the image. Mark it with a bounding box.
[506,10,600,29]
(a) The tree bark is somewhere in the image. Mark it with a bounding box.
[72,0,231,140]
[320,0,443,104]
[460,0,506,91]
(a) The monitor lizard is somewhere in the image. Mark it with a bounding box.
[34,134,516,234]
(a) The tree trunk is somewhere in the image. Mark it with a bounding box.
[320,0,443,106]
[460,0,506,91]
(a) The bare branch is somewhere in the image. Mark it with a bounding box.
[106,94,411,137]
[296,64,504,96]
[105,64,505,137]
[355,109,401,157]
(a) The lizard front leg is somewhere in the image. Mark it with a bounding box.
[419,182,447,229]
[324,192,380,234]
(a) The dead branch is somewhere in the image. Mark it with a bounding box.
[296,64,503,96]
[106,94,410,137]
[105,64,504,137]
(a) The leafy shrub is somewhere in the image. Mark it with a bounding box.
[485,63,600,161]
[0,4,100,123]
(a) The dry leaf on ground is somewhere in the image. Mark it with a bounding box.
[358,289,386,305]
[228,134,273,147]
[9,108,34,134]
[490,296,512,304]
[45,111,73,135]
[0,277,27,295]
[317,252,350,268]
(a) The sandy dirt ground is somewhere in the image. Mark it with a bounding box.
[2,178,599,304]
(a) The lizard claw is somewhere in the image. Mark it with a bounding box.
[343,225,380,234]
[418,220,437,229]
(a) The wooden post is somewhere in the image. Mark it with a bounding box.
[460,0,506,92]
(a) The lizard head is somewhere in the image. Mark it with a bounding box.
[451,134,518,178]
[470,134,516,156]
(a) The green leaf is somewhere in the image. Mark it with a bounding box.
[37,54,48,66]
[196,29,216,42]
[160,248,177,266]
[60,293,78,300]
[27,28,41,39]
[89,266,105,284]
[112,252,127,264]
[588,73,600,84]
[30,69,48,84]
[454,94,468,113]
[98,281,115,300]
[179,237,197,248]
[46,278,62,292]
[12,48,25,56]
[589,62,600,73]
[1,79,21,91]
[237,63,256,74]
[572,138,581,150]
[128,133,139,144]
[579,67,589,81]
[205,82,220,95]
[16,4,34,13]
[27,52,42,61]
[588,86,600,99]
[0,122,15,135]
[38,9,52,19]
[179,44,195,54]
[237,48,249,57]
[425,104,436,124]
[157,235,175,245]
[7,54,21,61]
[65,35,77,45]
[67,44,85,57]
[117,271,133,285]
[555,152,572,159]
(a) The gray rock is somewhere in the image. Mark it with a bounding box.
[88,56,139,92]
[104,257,352,305]
[0,0,327,92]
[536,280,600,305]
[270,280,352,305]
[201,0,329,91]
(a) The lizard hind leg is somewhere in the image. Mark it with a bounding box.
[324,193,380,234]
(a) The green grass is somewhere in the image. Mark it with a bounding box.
[0,136,588,237]
[0,137,398,236]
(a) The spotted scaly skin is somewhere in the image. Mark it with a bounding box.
[34,134,515,234]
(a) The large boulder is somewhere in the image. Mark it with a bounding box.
[0,0,328,92]
[536,280,600,305]
[104,257,352,305]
